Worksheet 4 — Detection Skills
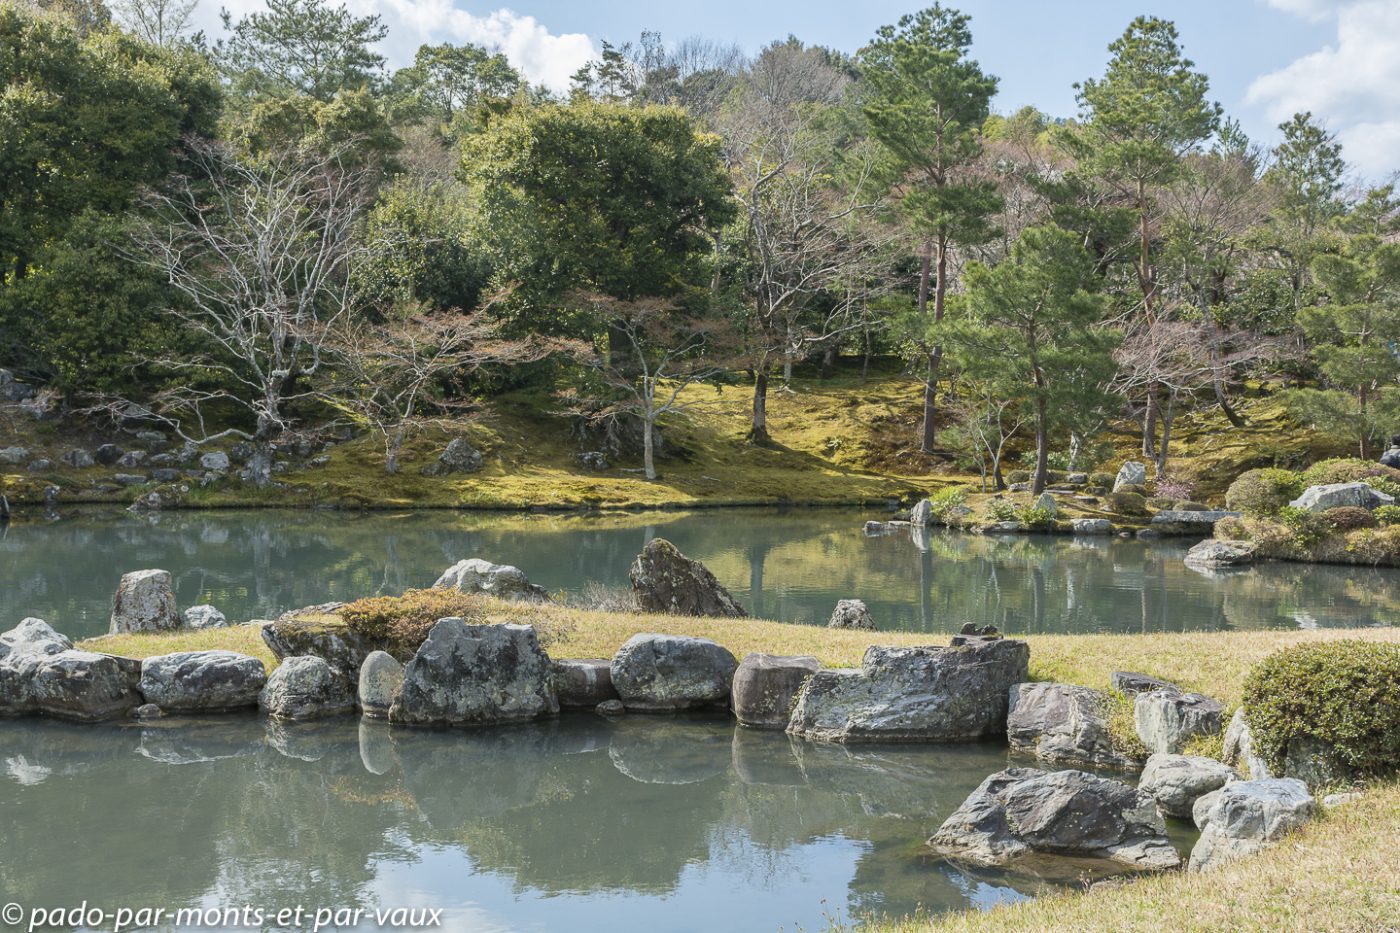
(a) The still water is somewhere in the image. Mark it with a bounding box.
[3,507,1399,640]
[0,715,1191,932]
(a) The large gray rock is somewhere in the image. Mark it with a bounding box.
[1189,778,1315,872]
[421,437,483,476]
[388,619,558,726]
[1290,481,1394,513]
[0,618,72,657]
[732,653,820,729]
[1222,708,1273,780]
[433,558,548,602]
[929,768,1180,871]
[551,658,618,708]
[110,569,180,634]
[61,449,95,469]
[261,616,375,682]
[628,539,746,617]
[1114,462,1147,492]
[139,651,267,712]
[610,634,738,712]
[787,636,1029,744]
[910,499,934,526]
[1007,682,1141,769]
[199,451,231,471]
[0,620,142,721]
[1135,689,1223,755]
[1139,754,1237,819]
[358,651,404,719]
[1184,539,1256,568]
[828,599,875,630]
[0,446,28,465]
[181,605,229,629]
[259,656,355,721]
[1382,448,1400,470]
[1150,510,1241,529]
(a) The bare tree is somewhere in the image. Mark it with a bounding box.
[111,0,198,46]
[944,382,1028,491]
[128,140,379,486]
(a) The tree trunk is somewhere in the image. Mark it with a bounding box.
[643,416,657,480]
[1155,393,1176,475]
[748,370,771,446]
[921,238,949,454]
[920,359,938,454]
[386,425,406,474]
[1142,393,1158,460]
[1032,397,1049,496]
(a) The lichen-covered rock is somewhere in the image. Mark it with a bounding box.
[610,634,738,712]
[1,618,72,657]
[1135,689,1223,755]
[929,768,1181,871]
[1189,778,1314,872]
[181,605,228,629]
[828,599,875,630]
[260,617,375,682]
[1138,754,1237,819]
[0,620,142,721]
[628,539,746,617]
[110,569,180,634]
[259,656,355,721]
[388,619,558,727]
[358,651,404,719]
[1110,671,1181,699]
[1149,510,1241,531]
[139,651,267,712]
[731,653,820,729]
[199,451,231,471]
[551,658,618,708]
[1222,708,1273,780]
[1007,682,1141,769]
[433,558,548,602]
[1184,539,1256,568]
[61,449,95,469]
[1114,462,1147,492]
[421,437,483,476]
[1290,481,1394,513]
[788,636,1029,744]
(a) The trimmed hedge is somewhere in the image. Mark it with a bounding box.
[1225,468,1303,516]
[1243,640,1400,775]
[1323,506,1379,531]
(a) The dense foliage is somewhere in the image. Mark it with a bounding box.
[1225,468,1304,516]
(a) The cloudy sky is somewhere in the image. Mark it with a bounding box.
[196,0,1400,179]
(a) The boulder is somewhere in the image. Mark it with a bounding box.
[110,569,180,634]
[1110,671,1181,699]
[0,446,29,465]
[0,369,34,401]
[929,768,1181,871]
[433,558,548,602]
[113,473,148,486]
[1382,448,1400,470]
[628,539,746,617]
[731,653,820,729]
[259,656,355,721]
[610,634,738,712]
[1135,689,1223,755]
[261,616,376,682]
[1149,510,1241,530]
[181,605,228,629]
[828,599,875,630]
[94,444,124,466]
[0,619,143,721]
[358,651,404,719]
[1006,682,1141,769]
[1072,518,1114,535]
[1184,539,1256,568]
[115,450,147,468]
[422,437,483,475]
[200,451,231,471]
[388,619,558,727]
[910,499,934,526]
[1289,481,1395,513]
[151,468,183,483]
[26,459,53,473]
[1114,462,1148,492]
[139,651,267,712]
[788,636,1029,744]
[552,658,618,708]
[1222,708,1273,780]
[1,618,72,657]
[1138,754,1237,819]
[61,449,95,469]
[1034,492,1057,516]
[1189,778,1315,872]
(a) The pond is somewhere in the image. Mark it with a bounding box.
[0,715,1197,932]
[3,507,1399,641]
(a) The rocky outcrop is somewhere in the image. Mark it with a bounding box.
[1222,709,1273,780]
[1114,462,1147,492]
[139,651,267,712]
[181,605,229,629]
[552,658,619,708]
[1006,682,1141,769]
[610,634,738,712]
[388,619,558,726]
[628,539,746,617]
[1135,689,1223,755]
[1189,778,1315,872]
[1138,754,1237,819]
[929,768,1181,871]
[358,651,404,719]
[731,653,820,729]
[260,617,376,682]
[110,569,180,634]
[828,599,875,630]
[1110,671,1181,699]
[259,656,355,721]
[433,558,548,602]
[0,620,142,721]
[787,636,1029,743]
[1184,540,1256,569]
[1290,481,1394,513]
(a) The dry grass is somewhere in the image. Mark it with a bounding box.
[80,625,278,670]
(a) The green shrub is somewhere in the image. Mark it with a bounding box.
[340,588,489,655]
[1375,505,1400,526]
[1105,490,1148,516]
[1301,459,1400,489]
[1323,506,1379,531]
[927,486,970,524]
[1088,472,1115,489]
[1006,470,1030,485]
[1020,506,1055,529]
[1342,526,1400,564]
[1225,468,1304,516]
[1277,504,1329,548]
[987,499,1020,523]
[1243,640,1400,775]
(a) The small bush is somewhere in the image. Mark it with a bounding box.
[1088,471,1115,489]
[1323,506,1379,531]
[1105,490,1148,516]
[340,589,489,655]
[1215,515,1251,541]
[1226,468,1304,516]
[1019,505,1055,529]
[1342,526,1400,565]
[1375,504,1400,526]
[1301,459,1400,489]
[987,499,1020,523]
[1277,504,1329,548]
[1006,470,1030,485]
[1243,640,1400,775]
[928,486,971,524]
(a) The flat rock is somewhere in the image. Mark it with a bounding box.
[610,634,737,712]
[110,569,180,634]
[1150,510,1240,528]
[1135,689,1223,755]
[139,651,267,712]
[1189,778,1314,872]
[731,653,821,729]
[358,651,404,719]
[433,558,548,602]
[552,658,619,708]
[628,539,745,617]
[1007,682,1141,769]
[1184,539,1256,569]
[1110,671,1181,699]
[259,656,355,721]
[1290,481,1394,513]
[1138,754,1237,819]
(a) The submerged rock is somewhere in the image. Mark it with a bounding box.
[828,599,875,630]
[433,558,548,602]
[358,651,404,719]
[1138,754,1237,819]
[731,653,820,729]
[110,569,180,634]
[139,651,267,712]
[1007,682,1142,769]
[1135,689,1223,755]
[1189,778,1314,872]
[260,656,355,721]
[628,539,746,617]
[610,634,738,712]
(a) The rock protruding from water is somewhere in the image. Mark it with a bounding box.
[110,569,180,634]
[1290,481,1394,513]
[389,619,558,727]
[1072,518,1114,535]
[1007,682,1142,769]
[0,619,143,721]
[828,599,875,630]
[1222,708,1273,780]
[628,539,746,617]
[433,558,549,602]
[929,768,1181,871]
[1138,753,1237,818]
[358,651,404,719]
[1189,778,1314,872]
[1114,462,1147,492]
[552,658,619,708]
[139,651,267,712]
[731,653,820,729]
[787,636,1029,744]
[259,656,355,721]
[1135,689,1223,755]
[1184,539,1256,569]
[910,499,934,526]
[610,634,738,711]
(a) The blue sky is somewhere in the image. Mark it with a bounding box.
[201,0,1400,178]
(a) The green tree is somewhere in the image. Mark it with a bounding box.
[858,4,1001,454]
[215,0,386,102]
[237,87,402,168]
[389,42,522,133]
[942,225,1119,494]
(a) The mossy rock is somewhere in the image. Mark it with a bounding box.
[1106,491,1149,517]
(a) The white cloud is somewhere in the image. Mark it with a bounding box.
[1249,0,1400,178]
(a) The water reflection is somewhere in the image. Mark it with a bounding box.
[4,508,1400,640]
